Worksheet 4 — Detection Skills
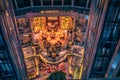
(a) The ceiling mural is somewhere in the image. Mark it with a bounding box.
[31,16,74,62]
[17,14,86,80]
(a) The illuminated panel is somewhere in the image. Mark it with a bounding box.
[32,17,46,33]
[60,16,73,30]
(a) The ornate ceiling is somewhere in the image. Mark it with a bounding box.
[17,12,87,79]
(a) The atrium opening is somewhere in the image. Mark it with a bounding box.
[0,0,120,80]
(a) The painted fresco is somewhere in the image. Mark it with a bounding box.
[17,16,84,80]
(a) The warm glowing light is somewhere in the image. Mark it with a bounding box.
[31,16,74,51]
[18,15,84,80]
